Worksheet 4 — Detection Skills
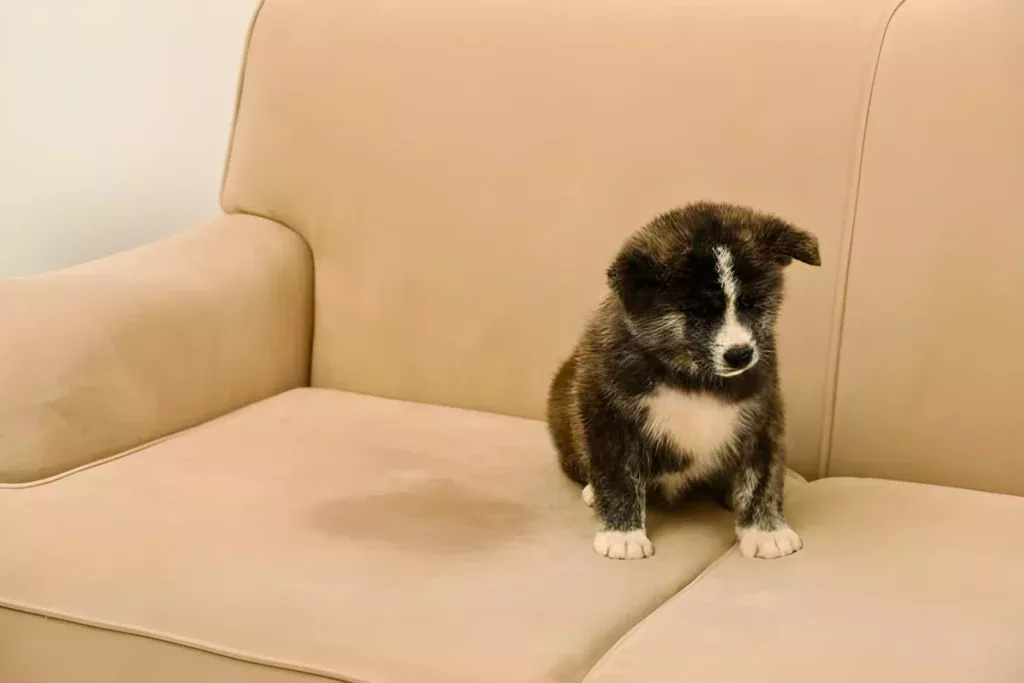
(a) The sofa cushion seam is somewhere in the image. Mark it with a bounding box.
[580,546,738,681]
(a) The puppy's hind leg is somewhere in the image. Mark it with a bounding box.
[581,484,596,507]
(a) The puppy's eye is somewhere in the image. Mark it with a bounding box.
[692,294,725,317]
[738,293,758,311]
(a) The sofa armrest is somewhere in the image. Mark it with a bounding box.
[0,214,313,483]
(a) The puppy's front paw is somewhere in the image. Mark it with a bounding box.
[738,526,802,559]
[593,529,654,560]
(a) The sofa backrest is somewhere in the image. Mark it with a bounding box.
[827,0,1024,494]
[221,0,1023,492]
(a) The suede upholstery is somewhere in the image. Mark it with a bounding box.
[0,389,741,683]
[2,0,1023,681]
[0,214,312,483]
[584,479,1024,682]
[827,0,1024,494]
[221,0,906,479]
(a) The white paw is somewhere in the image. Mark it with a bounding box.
[593,529,654,560]
[738,526,803,559]
[582,484,595,507]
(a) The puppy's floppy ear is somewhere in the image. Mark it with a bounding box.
[762,216,821,267]
[607,248,664,307]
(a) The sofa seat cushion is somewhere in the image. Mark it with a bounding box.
[0,388,739,683]
[583,478,1024,683]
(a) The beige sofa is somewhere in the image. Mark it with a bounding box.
[2,0,1023,680]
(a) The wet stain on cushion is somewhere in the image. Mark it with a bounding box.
[307,479,538,553]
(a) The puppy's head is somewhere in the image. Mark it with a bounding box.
[608,202,820,378]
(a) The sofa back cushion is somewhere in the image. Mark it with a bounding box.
[828,0,1024,494]
[222,0,904,477]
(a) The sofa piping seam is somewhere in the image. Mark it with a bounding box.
[218,0,267,213]
[816,0,909,479]
[0,602,369,683]
[0,427,198,490]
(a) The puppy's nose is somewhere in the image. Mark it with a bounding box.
[723,345,755,369]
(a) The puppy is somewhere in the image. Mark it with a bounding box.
[547,202,820,559]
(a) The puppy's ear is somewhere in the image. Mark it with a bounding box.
[607,249,664,307]
[763,216,821,267]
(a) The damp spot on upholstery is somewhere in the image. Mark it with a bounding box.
[307,479,538,553]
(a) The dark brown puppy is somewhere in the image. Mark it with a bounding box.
[547,202,820,559]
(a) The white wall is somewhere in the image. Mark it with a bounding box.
[0,0,260,277]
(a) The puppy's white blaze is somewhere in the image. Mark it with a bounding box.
[717,307,753,350]
[712,246,758,375]
[737,525,803,559]
[593,529,654,560]
[644,386,747,477]
[713,245,740,300]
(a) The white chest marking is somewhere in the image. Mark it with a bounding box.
[643,387,746,472]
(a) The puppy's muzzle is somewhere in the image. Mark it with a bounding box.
[718,344,758,376]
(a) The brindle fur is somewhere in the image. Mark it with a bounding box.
[547,202,820,553]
